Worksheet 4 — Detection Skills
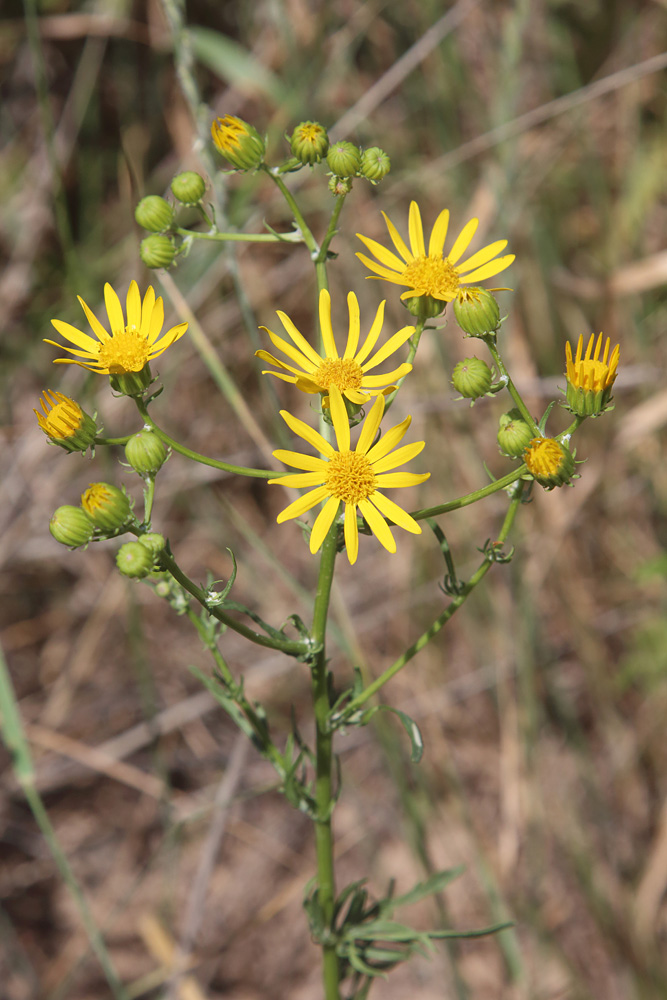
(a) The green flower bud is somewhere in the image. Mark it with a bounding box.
[125,430,168,477]
[170,171,206,205]
[326,141,361,178]
[34,390,97,453]
[359,147,391,182]
[211,115,265,170]
[140,234,176,269]
[134,196,174,233]
[328,175,353,197]
[497,409,535,458]
[453,287,501,337]
[81,482,132,532]
[50,505,95,548]
[403,295,446,319]
[116,541,154,579]
[290,121,329,165]
[523,437,576,489]
[451,357,493,399]
[137,532,166,556]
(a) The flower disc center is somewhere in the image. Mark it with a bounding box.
[325,451,377,504]
[97,326,150,374]
[402,255,460,300]
[316,357,364,391]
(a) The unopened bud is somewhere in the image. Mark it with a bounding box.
[50,505,95,548]
[116,541,154,579]
[326,141,361,178]
[359,147,391,182]
[135,196,174,233]
[497,409,534,457]
[290,121,329,165]
[451,357,493,399]
[453,287,501,337]
[170,172,206,205]
[125,430,167,477]
[140,235,176,269]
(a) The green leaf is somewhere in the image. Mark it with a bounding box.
[383,867,465,913]
[189,26,286,102]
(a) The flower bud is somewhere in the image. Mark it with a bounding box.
[523,437,576,489]
[290,121,329,165]
[564,332,620,417]
[170,171,206,205]
[211,115,265,170]
[50,505,95,548]
[116,541,154,579]
[109,365,153,398]
[137,532,166,556]
[326,141,361,178]
[453,287,501,337]
[140,234,177,269]
[497,409,534,458]
[359,147,391,182]
[125,430,168,477]
[403,295,446,319]
[328,175,353,197]
[81,483,132,532]
[34,390,97,453]
[451,357,493,399]
[135,195,174,233]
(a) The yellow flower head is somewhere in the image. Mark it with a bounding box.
[256,288,415,406]
[356,200,514,305]
[211,115,265,170]
[269,388,430,565]
[34,390,97,452]
[523,437,576,489]
[565,332,619,416]
[45,281,188,376]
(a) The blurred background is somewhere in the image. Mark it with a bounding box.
[2,0,667,997]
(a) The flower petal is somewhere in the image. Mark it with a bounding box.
[274,485,329,521]
[280,410,335,458]
[126,280,141,330]
[358,498,396,553]
[148,296,165,343]
[361,323,414,370]
[265,328,318,373]
[428,208,450,257]
[447,218,479,265]
[278,312,323,368]
[329,387,350,452]
[456,240,508,275]
[370,491,422,533]
[380,211,413,263]
[343,292,360,359]
[77,298,110,342]
[355,392,385,454]
[366,416,411,463]
[356,233,407,271]
[355,253,409,284]
[355,300,386,365]
[44,338,100,360]
[49,320,101,352]
[343,502,359,563]
[273,471,325,488]
[273,450,328,472]
[104,283,125,334]
[310,496,341,554]
[374,471,430,487]
[408,201,426,258]
[361,363,412,386]
[460,255,515,283]
[371,440,425,473]
[318,288,338,359]
[140,286,156,340]
[255,350,304,376]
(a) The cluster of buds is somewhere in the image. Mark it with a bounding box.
[135,171,207,269]
[50,482,134,549]
[116,532,165,579]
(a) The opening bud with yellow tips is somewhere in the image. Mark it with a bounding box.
[523,437,576,490]
[565,332,619,417]
[451,357,493,400]
[116,541,155,579]
[125,430,168,477]
[81,482,132,532]
[290,121,329,165]
[453,287,501,337]
[497,408,534,458]
[134,196,174,233]
[50,505,95,548]
[211,115,265,170]
[34,390,97,454]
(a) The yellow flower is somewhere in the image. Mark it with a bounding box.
[211,115,265,170]
[45,281,188,375]
[523,437,576,489]
[34,390,97,452]
[256,288,414,406]
[565,332,619,416]
[270,387,429,564]
[356,200,514,304]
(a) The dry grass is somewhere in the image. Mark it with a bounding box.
[2,1,667,998]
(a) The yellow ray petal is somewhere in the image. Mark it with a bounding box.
[362,363,412,386]
[318,288,338,359]
[274,471,325,489]
[140,286,156,341]
[49,319,100,352]
[355,300,386,366]
[280,410,335,458]
[275,486,329,521]
[43,339,100,360]
[428,208,450,257]
[355,392,385,455]
[329,387,350,452]
[343,502,359,564]
[380,212,413,263]
[344,389,372,404]
[104,283,125,334]
[370,491,422,533]
[265,328,318,372]
[408,201,426,258]
[343,292,361,359]
[356,233,407,271]
[255,350,304,376]
[374,471,430,488]
[126,280,141,330]
[358,498,396,553]
[447,218,479,265]
[277,312,323,367]
[461,255,515,283]
[371,440,425,473]
[362,324,414,370]
[272,449,328,472]
[355,254,409,284]
[456,240,507,275]
[310,496,341,554]
[77,298,110,342]
[366,416,411,463]
[148,297,165,343]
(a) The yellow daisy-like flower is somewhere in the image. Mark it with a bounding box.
[34,389,97,453]
[270,387,429,564]
[45,281,188,376]
[356,200,515,304]
[565,332,619,416]
[523,437,576,489]
[256,288,414,405]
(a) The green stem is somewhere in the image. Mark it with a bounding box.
[384,317,426,413]
[345,485,525,712]
[94,435,133,447]
[317,195,346,262]
[159,550,310,657]
[485,338,540,434]
[411,465,527,520]
[134,399,279,479]
[175,227,301,244]
[263,167,320,257]
[310,521,341,1000]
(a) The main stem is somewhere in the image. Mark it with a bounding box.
[311,521,340,999]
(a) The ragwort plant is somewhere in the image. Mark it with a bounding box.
[35,115,619,999]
